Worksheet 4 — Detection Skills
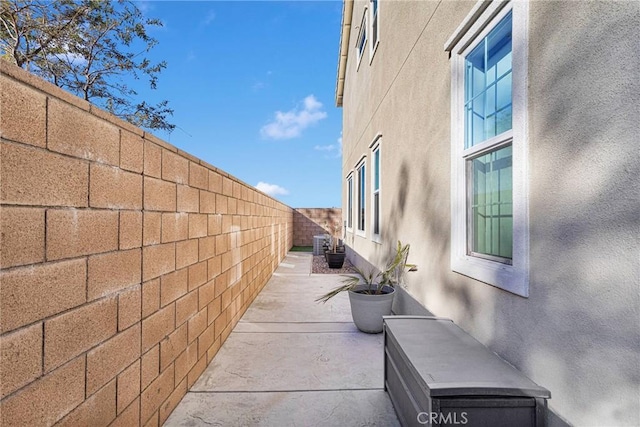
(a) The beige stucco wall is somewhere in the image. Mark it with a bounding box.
[340,1,640,426]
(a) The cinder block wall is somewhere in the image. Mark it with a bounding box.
[292,208,342,246]
[0,61,293,426]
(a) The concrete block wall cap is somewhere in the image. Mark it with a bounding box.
[199,160,218,172]
[177,149,200,164]
[143,132,177,152]
[0,60,90,112]
[0,75,47,147]
[2,60,293,213]
[48,98,120,166]
[90,105,144,136]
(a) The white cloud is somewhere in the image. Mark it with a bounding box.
[314,135,343,158]
[260,95,327,140]
[303,95,322,111]
[255,182,289,196]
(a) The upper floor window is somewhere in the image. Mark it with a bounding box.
[370,0,379,59]
[356,10,368,67]
[447,1,529,296]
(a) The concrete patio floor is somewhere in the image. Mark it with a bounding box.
[164,252,400,427]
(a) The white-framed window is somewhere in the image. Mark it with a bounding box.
[369,0,379,61]
[356,159,366,235]
[356,8,368,68]
[371,138,381,242]
[346,173,354,231]
[446,0,530,297]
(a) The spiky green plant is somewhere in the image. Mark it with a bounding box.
[381,240,416,286]
[315,241,416,304]
[315,266,381,303]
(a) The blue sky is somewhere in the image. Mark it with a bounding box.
[135,1,344,207]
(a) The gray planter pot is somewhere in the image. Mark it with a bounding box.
[348,285,396,333]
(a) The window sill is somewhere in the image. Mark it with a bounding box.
[356,52,366,72]
[369,40,379,64]
[452,254,528,297]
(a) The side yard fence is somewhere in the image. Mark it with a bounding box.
[0,61,294,426]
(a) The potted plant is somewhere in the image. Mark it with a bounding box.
[324,222,345,269]
[316,241,415,333]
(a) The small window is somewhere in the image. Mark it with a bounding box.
[370,0,379,59]
[371,142,381,241]
[356,160,366,234]
[347,174,354,230]
[356,10,368,67]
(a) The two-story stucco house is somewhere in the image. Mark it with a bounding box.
[336,0,639,425]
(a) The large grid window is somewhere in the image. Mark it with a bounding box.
[465,11,513,263]
[372,144,381,239]
[357,161,366,233]
[447,1,529,296]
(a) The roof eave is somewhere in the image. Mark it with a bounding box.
[335,0,354,107]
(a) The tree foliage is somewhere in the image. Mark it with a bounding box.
[0,0,175,131]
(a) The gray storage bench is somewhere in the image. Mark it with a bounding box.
[383,316,550,427]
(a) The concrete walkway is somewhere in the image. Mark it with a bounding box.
[165,252,400,427]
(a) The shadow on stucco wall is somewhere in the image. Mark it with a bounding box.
[374,2,639,426]
[511,2,639,424]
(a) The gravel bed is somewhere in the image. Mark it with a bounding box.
[311,255,358,274]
